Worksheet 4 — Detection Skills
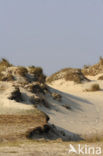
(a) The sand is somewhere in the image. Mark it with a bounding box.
[41,76,103,139]
[0,75,103,140]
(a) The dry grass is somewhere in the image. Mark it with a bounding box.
[65,70,84,83]
[0,58,11,67]
[8,87,23,102]
[82,57,103,76]
[29,66,46,83]
[47,68,89,84]
[98,75,103,80]
[26,82,45,94]
[99,56,103,65]
[2,73,14,81]
[85,84,100,92]
[0,111,48,141]
[84,133,103,142]
[29,66,43,75]
[46,72,61,83]
[0,73,4,81]
[17,66,28,77]
[51,92,62,101]
[0,59,12,79]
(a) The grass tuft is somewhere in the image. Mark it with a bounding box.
[85,83,100,92]
[17,66,28,77]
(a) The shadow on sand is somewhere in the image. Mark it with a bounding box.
[27,123,83,141]
[44,86,93,114]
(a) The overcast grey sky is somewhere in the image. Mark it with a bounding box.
[0,0,103,75]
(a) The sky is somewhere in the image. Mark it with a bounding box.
[0,0,103,75]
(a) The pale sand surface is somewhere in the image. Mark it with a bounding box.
[0,140,102,156]
[0,76,103,155]
[42,76,103,138]
[0,82,34,114]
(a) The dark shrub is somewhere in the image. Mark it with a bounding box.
[29,66,46,83]
[85,84,100,92]
[0,58,12,75]
[8,87,23,102]
[98,75,103,80]
[0,58,11,67]
[2,73,15,81]
[17,66,28,77]
[51,92,62,101]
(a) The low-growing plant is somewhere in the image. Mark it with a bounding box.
[83,65,90,69]
[65,72,82,83]
[29,83,45,94]
[46,72,60,83]
[29,66,42,75]
[99,56,103,65]
[51,92,62,101]
[0,73,4,81]
[64,69,88,83]
[0,58,12,75]
[82,57,103,76]
[8,87,23,102]
[0,58,11,67]
[86,84,100,92]
[98,75,103,80]
[29,95,41,105]
[47,68,89,84]
[29,66,46,83]
[2,73,15,81]
[17,66,28,77]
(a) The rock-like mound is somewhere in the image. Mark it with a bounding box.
[47,68,89,83]
[82,57,103,76]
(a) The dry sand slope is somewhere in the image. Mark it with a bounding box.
[39,76,103,140]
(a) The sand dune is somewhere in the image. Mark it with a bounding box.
[0,58,103,142]
[40,77,103,139]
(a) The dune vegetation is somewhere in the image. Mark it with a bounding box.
[0,58,103,155]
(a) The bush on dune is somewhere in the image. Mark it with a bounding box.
[8,87,23,102]
[98,75,103,80]
[17,66,28,77]
[82,56,103,76]
[29,66,43,75]
[0,58,12,81]
[64,69,86,83]
[0,58,12,74]
[85,83,100,92]
[29,66,46,83]
[47,68,89,84]
[2,73,14,81]
[0,58,11,67]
